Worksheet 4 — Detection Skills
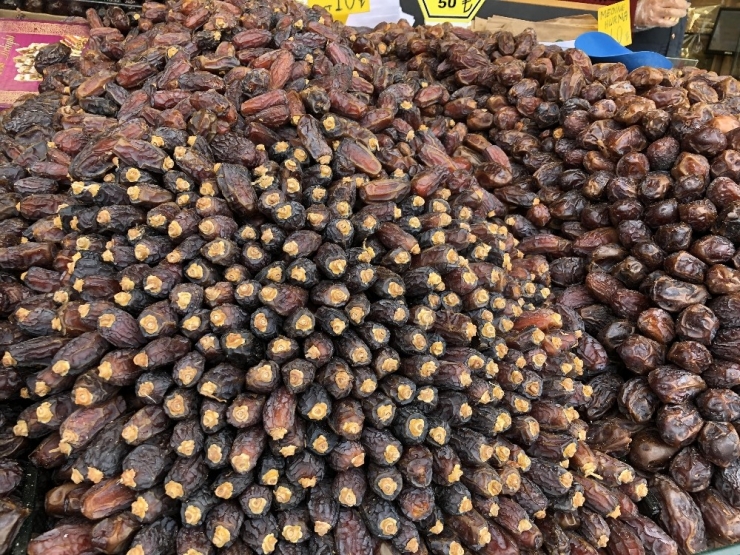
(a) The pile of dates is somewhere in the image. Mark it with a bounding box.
[0,1,738,554]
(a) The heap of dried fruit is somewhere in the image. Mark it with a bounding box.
[0,1,739,554]
[504,54,740,551]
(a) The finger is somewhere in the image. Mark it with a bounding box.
[655,16,679,27]
[658,0,689,10]
[655,3,685,14]
[665,7,687,17]
[650,8,677,27]
[655,6,686,19]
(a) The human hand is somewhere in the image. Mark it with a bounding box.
[634,0,690,29]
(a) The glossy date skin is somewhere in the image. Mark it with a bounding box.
[652,475,707,554]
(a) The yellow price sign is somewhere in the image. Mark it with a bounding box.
[417,0,485,23]
[306,0,370,17]
[598,0,631,46]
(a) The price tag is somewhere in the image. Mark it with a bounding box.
[598,0,631,46]
[305,0,370,19]
[416,0,485,23]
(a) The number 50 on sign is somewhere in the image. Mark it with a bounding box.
[418,0,485,23]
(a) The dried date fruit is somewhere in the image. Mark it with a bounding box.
[2,6,740,554]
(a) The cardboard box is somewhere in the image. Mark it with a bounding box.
[401,0,632,45]
[471,13,598,42]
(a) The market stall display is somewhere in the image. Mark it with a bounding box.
[0,1,739,554]
[0,16,90,109]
